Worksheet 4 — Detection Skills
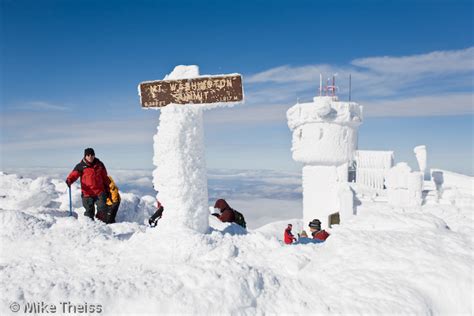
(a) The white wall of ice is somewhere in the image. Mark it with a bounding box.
[355,150,394,190]
[431,168,474,199]
[386,163,423,207]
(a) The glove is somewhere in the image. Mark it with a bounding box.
[65,180,71,187]
[149,218,158,227]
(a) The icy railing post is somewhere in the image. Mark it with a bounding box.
[355,150,394,191]
[414,145,430,181]
[385,163,423,208]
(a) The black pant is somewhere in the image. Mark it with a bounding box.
[82,193,107,219]
[107,202,120,224]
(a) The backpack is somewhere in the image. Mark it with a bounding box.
[232,209,246,229]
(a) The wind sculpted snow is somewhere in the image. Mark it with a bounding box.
[0,171,472,315]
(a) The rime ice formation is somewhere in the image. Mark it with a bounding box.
[152,66,209,233]
[163,65,200,80]
[414,145,429,180]
[150,65,243,233]
[287,96,363,228]
[355,150,394,190]
[385,163,423,207]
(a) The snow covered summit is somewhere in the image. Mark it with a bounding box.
[0,170,472,315]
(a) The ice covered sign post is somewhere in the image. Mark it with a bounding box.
[138,66,243,233]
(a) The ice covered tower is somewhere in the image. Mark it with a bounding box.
[287,92,363,229]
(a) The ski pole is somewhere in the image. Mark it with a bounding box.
[68,185,73,216]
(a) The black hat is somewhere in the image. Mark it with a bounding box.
[84,148,95,156]
[309,219,321,229]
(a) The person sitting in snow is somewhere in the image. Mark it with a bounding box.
[212,199,246,228]
[308,219,330,241]
[284,224,297,244]
[148,200,164,227]
[66,148,111,220]
[299,230,308,238]
[96,176,121,224]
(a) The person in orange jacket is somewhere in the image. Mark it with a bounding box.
[66,148,110,220]
[284,224,296,244]
[104,176,121,223]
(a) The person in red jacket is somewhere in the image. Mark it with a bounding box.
[212,199,235,223]
[284,224,296,244]
[66,148,111,220]
[308,219,330,241]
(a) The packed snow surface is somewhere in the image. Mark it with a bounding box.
[0,170,472,315]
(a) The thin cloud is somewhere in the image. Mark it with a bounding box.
[352,47,474,75]
[242,47,474,116]
[248,47,474,83]
[1,114,156,151]
[363,93,474,117]
[204,103,289,124]
[17,101,71,111]
[247,64,344,83]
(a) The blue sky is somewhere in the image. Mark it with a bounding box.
[1,0,473,175]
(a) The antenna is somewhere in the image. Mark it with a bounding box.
[349,74,352,101]
[332,75,335,97]
[325,74,338,99]
[319,74,322,96]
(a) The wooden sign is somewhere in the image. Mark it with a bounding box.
[139,74,243,108]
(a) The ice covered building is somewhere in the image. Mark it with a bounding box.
[287,82,363,229]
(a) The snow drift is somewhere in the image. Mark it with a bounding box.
[0,171,473,315]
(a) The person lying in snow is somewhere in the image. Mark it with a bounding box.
[148,200,164,227]
[96,176,121,224]
[212,199,246,228]
[308,219,330,241]
[284,224,297,244]
[66,148,111,220]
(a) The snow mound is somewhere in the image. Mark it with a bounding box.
[346,204,450,231]
[0,172,472,315]
[0,210,55,240]
[0,173,59,210]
